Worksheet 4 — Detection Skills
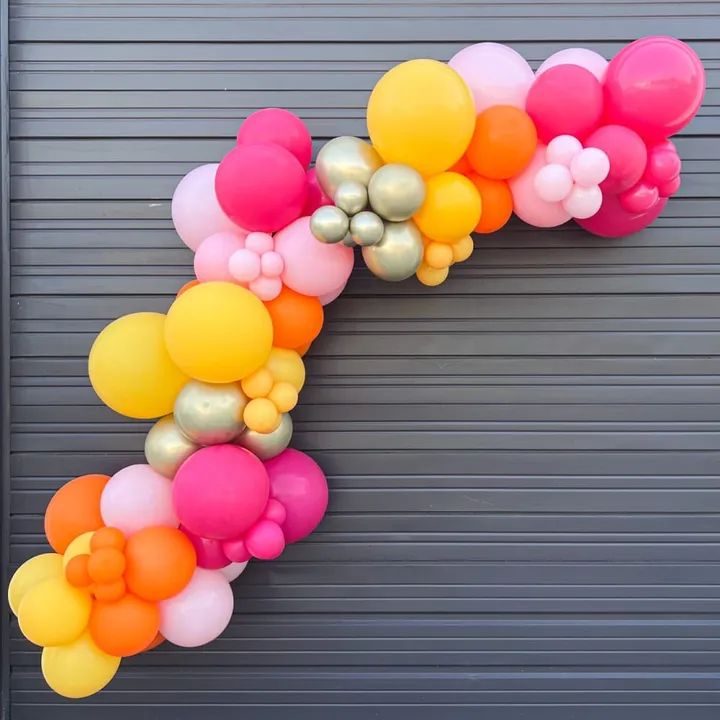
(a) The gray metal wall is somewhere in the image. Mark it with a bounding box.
[4,0,720,718]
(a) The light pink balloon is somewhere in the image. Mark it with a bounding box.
[536,48,609,82]
[546,135,583,167]
[171,164,245,252]
[274,217,354,298]
[159,568,234,647]
[534,164,573,203]
[194,232,245,283]
[449,42,535,112]
[100,464,178,537]
[318,281,347,306]
[249,276,282,302]
[509,147,572,228]
[219,562,248,582]
[570,148,610,187]
[229,248,261,283]
[562,185,603,219]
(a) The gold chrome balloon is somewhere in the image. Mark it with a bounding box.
[350,211,384,247]
[315,136,383,197]
[144,414,199,478]
[362,220,424,282]
[368,163,426,221]
[235,413,293,461]
[334,181,368,216]
[310,206,350,244]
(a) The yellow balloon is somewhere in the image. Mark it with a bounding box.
[244,398,281,434]
[452,236,475,264]
[18,577,91,647]
[268,382,299,414]
[165,282,273,384]
[367,59,476,177]
[265,347,306,392]
[416,263,450,287]
[89,312,189,419]
[414,172,482,244]
[63,531,94,569]
[42,631,120,699]
[8,554,63,616]
[424,242,454,270]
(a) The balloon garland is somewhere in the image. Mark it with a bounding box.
[8,37,705,698]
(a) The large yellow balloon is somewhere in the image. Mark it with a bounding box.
[42,631,121,699]
[8,554,63,616]
[413,172,482,243]
[63,531,94,569]
[18,577,91,647]
[367,59,476,177]
[265,347,306,392]
[165,282,273,384]
[89,313,189,419]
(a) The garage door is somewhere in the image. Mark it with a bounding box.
[5,1,720,718]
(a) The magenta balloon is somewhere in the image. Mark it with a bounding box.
[604,36,705,141]
[576,193,668,238]
[584,125,648,195]
[264,449,329,544]
[215,144,308,233]
[245,520,286,560]
[173,445,270,540]
[180,526,230,570]
[237,108,313,169]
[302,168,333,216]
[618,181,659,214]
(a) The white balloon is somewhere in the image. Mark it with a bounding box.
[571,148,610,187]
[546,135,583,167]
[563,185,603,219]
[219,562,248,582]
[534,164,574,203]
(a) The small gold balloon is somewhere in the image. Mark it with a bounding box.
[235,413,293,461]
[361,220,424,282]
[144,415,199,478]
[368,163,426,221]
[310,206,350,244]
[334,181,368,216]
[350,211,384,247]
[315,136,383,197]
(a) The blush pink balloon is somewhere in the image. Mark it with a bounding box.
[546,135,583,167]
[228,248,261,283]
[318,281,347,306]
[534,163,573,203]
[180,526,230,570]
[562,185,603,219]
[194,232,245,283]
[570,148,610,187]
[264,449,329,544]
[237,108,313,169]
[274,217,354,297]
[303,168,333,215]
[576,193,668,238]
[584,125,648,195]
[219,562,248,582]
[173,445,270,541]
[171,164,244,252]
[536,48,609,82]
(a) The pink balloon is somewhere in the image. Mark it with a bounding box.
[618,181,660,214]
[180,527,230,570]
[171,164,243,252]
[534,163,573,203]
[536,48,609,82]
[228,248,261,283]
[236,108,312,169]
[159,568,234,647]
[448,42,535,112]
[318,281,347,306]
[546,135,583,167]
[244,520,286,560]
[644,142,681,186]
[173,445,270,541]
[604,36,706,142]
[194,232,245,283]
[563,185,603,219]
[219,562,248,582]
[274,217,354,297]
[584,125,648,195]
[576,193,668,238]
[508,147,572,228]
[222,537,251,563]
[570,148,610,187]
[215,144,308,233]
[659,175,681,198]
[264,449,329,544]
[100,464,178,537]
[303,168,333,215]
[526,65,603,143]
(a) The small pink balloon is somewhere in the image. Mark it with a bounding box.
[584,125,648,195]
[221,537,251,563]
[194,232,245,283]
[263,498,287,525]
[249,276,282,301]
[577,193,668,238]
[237,108,313,169]
[545,135,583,167]
[562,185,603,219]
[536,48,608,82]
[229,248,261,283]
[645,144,681,186]
[619,181,660,214]
[245,232,274,255]
[570,148,610,187]
[658,175,681,198]
[245,520,286,560]
[260,251,284,278]
[303,169,333,216]
[219,562,248,582]
[534,163,573,203]
[318,281,347,306]
[180,526,230,570]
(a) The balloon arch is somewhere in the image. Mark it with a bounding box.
[8,37,706,698]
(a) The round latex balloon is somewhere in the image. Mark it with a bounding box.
[264,347,306,392]
[576,192,668,237]
[88,594,160,657]
[236,108,312,168]
[89,313,190,420]
[536,47,608,82]
[194,232,246,283]
[144,415,200,479]
[264,286,324,350]
[62,531,94,569]
[176,279,199,298]
[584,125,648,195]
[314,136,383,197]
[180,527,230,570]
[8,554,64,616]
[165,282,273,383]
[303,168,333,215]
[219,562,248,582]
[367,59,476,176]
[235,413,294,461]
[467,175,513,234]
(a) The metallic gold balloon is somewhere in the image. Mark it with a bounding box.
[334,181,368,216]
[315,136,383,197]
[310,206,350,244]
[144,415,199,478]
[361,220,424,282]
[341,233,356,247]
[174,380,248,445]
[234,413,293,461]
[350,211,384,247]
[368,163,426,221]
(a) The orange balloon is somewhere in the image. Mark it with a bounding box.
[177,279,200,298]
[124,526,196,602]
[295,342,311,358]
[144,632,165,651]
[65,555,91,588]
[87,548,126,584]
[44,474,110,554]
[91,527,126,552]
[466,106,538,180]
[89,594,160,657]
[448,154,473,175]
[468,174,514,234]
[93,578,127,603]
[264,287,324,350]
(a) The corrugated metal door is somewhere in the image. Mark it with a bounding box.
[4,1,720,718]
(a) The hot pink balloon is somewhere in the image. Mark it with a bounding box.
[194,232,245,283]
[215,144,308,233]
[526,65,603,143]
[618,181,660,214]
[180,527,230,570]
[659,175,681,198]
[171,164,244,252]
[274,217,354,297]
[536,48,608,82]
[604,36,706,142]
[244,520,286,560]
[644,141,681,186]
[576,193,668,238]
[173,445,270,541]
[237,108,313,169]
[264,448,329,544]
[584,125,648,195]
[303,168,333,215]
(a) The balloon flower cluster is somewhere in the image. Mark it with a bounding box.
[9,35,705,700]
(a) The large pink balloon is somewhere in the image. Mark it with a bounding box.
[159,568,234,647]
[536,48,608,82]
[100,464,178,537]
[584,125,648,195]
[576,193,668,238]
[173,445,270,541]
[171,164,242,252]
[274,217,354,297]
[237,108,313,169]
[193,232,245,283]
[509,147,572,228]
[604,36,705,141]
[265,449,329,544]
[448,42,535,112]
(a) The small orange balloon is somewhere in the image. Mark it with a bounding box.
[466,106,538,180]
[295,342,311,358]
[448,154,473,175]
[44,474,109,554]
[65,554,91,588]
[144,632,165,651]
[91,526,126,552]
[264,287,324,350]
[89,593,160,657]
[124,526,196,602]
[468,174,514,234]
[176,279,200,298]
[87,547,126,584]
[93,578,127,603]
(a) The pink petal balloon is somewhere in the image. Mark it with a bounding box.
[171,164,244,252]
[584,125,648,195]
[570,148,610,187]
[534,163,573,203]
[303,169,333,216]
[618,181,660,214]
[236,108,313,169]
[219,562,248,582]
[576,193,668,238]
[546,135,583,167]
[562,185,603,219]
[180,526,230,570]
[194,232,245,283]
[536,48,608,82]
[448,42,535,112]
